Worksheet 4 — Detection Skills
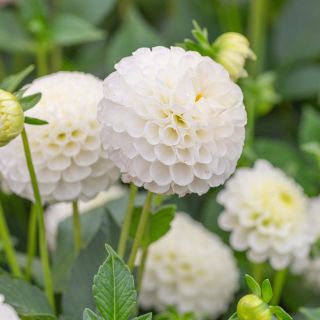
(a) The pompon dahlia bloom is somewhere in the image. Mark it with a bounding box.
[0,72,119,202]
[218,160,315,270]
[45,185,125,250]
[98,46,246,196]
[0,295,20,320]
[140,213,239,318]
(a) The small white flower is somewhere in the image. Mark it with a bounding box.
[0,295,20,320]
[0,72,120,202]
[99,46,246,196]
[218,160,315,271]
[45,185,125,250]
[140,213,239,318]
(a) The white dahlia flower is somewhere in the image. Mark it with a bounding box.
[140,213,239,318]
[98,46,246,196]
[0,72,120,202]
[0,295,20,320]
[218,160,315,271]
[45,185,125,250]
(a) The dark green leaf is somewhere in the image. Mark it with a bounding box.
[83,308,102,320]
[228,312,239,320]
[0,65,34,92]
[300,307,320,320]
[0,274,55,319]
[24,116,48,125]
[299,107,320,145]
[19,93,42,111]
[92,245,136,320]
[51,14,104,46]
[261,279,273,303]
[245,274,261,297]
[270,306,292,320]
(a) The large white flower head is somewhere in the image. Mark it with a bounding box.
[140,213,239,318]
[98,46,246,196]
[0,72,120,202]
[0,295,20,320]
[218,160,315,270]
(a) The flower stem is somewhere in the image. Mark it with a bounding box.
[36,42,48,77]
[251,262,264,283]
[0,200,21,277]
[137,245,149,292]
[72,201,81,253]
[117,183,138,257]
[127,191,153,270]
[21,128,55,310]
[25,204,37,280]
[271,268,287,305]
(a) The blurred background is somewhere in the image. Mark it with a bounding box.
[0,0,320,315]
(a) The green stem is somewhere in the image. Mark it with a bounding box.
[271,269,287,305]
[245,99,255,150]
[51,46,62,72]
[127,192,153,270]
[0,201,22,277]
[72,201,81,253]
[25,204,37,280]
[21,128,55,310]
[251,262,264,284]
[35,43,48,76]
[137,245,149,292]
[118,0,133,22]
[248,0,268,74]
[117,184,138,257]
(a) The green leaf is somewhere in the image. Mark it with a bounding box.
[299,107,320,145]
[19,93,42,111]
[0,10,34,53]
[300,307,320,319]
[245,274,261,297]
[58,0,116,24]
[228,312,239,320]
[92,245,137,320]
[270,306,293,320]
[0,65,34,92]
[133,313,153,320]
[83,308,102,320]
[51,14,104,46]
[261,279,273,303]
[301,142,320,163]
[0,274,56,319]
[24,116,48,125]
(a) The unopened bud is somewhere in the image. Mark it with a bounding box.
[237,294,272,320]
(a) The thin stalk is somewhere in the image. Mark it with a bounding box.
[0,201,22,277]
[117,184,138,257]
[51,46,62,72]
[35,43,48,76]
[25,204,37,280]
[72,201,81,253]
[21,128,55,310]
[137,245,149,292]
[118,0,133,22]
[271,269,287,305]
[127,192,153,270]
[251,262,264,284]
[248,0,268,75]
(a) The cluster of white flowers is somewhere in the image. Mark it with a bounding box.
[0,72,119,202]
[98,46,247,197]
[45,185,125,250]
[218,160,315,270]
[0,295,19,320]
[140,213,239,318]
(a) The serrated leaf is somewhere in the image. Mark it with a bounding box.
[261,279,273,303]
[133,312,153,320]
[19,93,42,111]
[24,116,48,125]
[51,13,104,46]
[92,245,137,320]
[245,274,261,296]
[270,306,293,320]
[0,274,55,319]
[83,308,102,320]
[0,65,34,92]
[300,307,320,319]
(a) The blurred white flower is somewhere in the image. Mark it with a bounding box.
[0,72,120,202]
[99,46,246,196]
[45,185,125,250]
[140,213,239,318]
[0,295,19,320]
[218,160,315,271]
[213,32,256,81]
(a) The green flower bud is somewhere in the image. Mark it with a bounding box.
[0,89,24,147]
[237,294,272,320]
[213,32,256,81]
